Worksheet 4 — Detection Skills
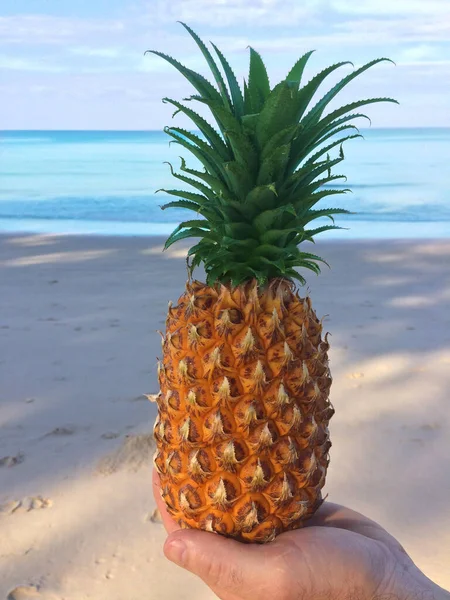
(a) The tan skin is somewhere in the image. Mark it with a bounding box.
[153,470,449,600]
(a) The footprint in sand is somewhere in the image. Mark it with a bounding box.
[409,438,425,446]
[7,585,58,600]
[43,426,76,437]
[101,431,120,440]
[0,496,53,516]
[0,500,22,515]
[146,508,163,524]
[23,496,53,511]
[0,452,25,468]
[96,433,155,475]
[420,422,441,431]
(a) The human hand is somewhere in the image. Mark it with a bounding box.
[153,470,449,600]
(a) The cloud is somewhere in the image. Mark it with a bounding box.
[143,0,450,28]
[335,16,450,43]
[1,1,450,128]
[0,55,63,72]
[70,46,122,58]
[397,60,450,70]
[145,0,324,26]
[95,87,149,100]
[29,85,56,94]
[332,0,450,15]
[397,45,440,62]
[0,15,124,45]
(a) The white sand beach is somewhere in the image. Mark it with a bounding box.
[1,233,449,599]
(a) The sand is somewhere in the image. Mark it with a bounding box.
[1,232,449,599]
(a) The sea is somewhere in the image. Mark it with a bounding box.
[1,128,449,239]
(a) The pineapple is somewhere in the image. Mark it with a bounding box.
[148,23,397,543]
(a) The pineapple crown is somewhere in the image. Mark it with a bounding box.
[147,23,397,286]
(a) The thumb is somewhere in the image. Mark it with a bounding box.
[164,529,272,599]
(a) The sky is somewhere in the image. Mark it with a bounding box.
[1,0,449,129]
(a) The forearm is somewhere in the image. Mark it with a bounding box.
[399,581,450,600]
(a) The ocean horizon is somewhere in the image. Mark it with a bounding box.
[1,128,449,239]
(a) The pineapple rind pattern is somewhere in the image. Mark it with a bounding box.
[154,279,334,542]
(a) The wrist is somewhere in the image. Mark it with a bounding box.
[383,562,450,600]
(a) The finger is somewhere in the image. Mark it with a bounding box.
[152,468,181,535]
[307,501,381,528]
[307,501,406,554]
[163,529,273,600]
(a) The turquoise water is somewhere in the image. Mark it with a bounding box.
[1,129,449,238]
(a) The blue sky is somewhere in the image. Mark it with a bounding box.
[1,0,449,129]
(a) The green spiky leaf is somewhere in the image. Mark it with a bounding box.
[145,50,224,107]
[211,42,245,118]
[162,98,230,159]
[248,48,271,111]
[302,58,395,126]
[257,144,291,185]
[295,61,354,122]
[304,224,347,240]
[223,160,254,200]
[157,187,209,205]
[178,22,232,110]
[164,227,216,250]
[163,162,217,201]
[253,204,297,234]
[261,125,298,161]
[286,50,315,89]
[178,157,229,196]
[149,23,398,284]
[170,219,211,236]
[256,81,299,149]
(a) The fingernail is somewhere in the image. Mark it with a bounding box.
[165,538,187,566]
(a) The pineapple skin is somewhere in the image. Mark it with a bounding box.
[153,278,334,543]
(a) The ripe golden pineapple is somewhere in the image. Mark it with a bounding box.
[149,23,397,543]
